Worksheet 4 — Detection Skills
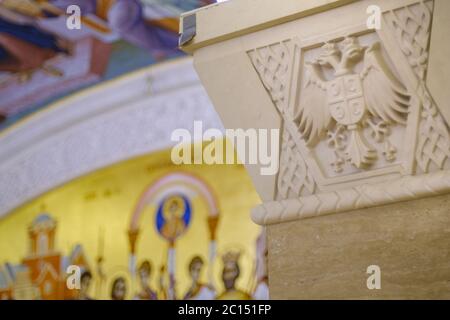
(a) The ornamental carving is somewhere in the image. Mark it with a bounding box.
[249,0,450,203]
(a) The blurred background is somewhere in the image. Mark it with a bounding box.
[0,0,266,300]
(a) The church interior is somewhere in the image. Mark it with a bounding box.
[0,0,267,300]
[0,0,449,301]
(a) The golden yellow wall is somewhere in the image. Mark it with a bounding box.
[0,146,262,299]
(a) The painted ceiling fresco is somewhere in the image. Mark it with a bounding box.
[0,0,215,130]
[0,147,267,300]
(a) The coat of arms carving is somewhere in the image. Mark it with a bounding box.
[298,37,410,169]
[248,0,450,201]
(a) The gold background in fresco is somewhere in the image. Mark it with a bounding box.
[0,146,262,299]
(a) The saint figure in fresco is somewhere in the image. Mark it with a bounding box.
[0,8,67,77]
[252,249,269,300]
[252,230,269,300]
[50,0,179,59]
[110,277,127,300]
[183,256,215,300]
[134,260,158,300]
[158,264,168,300]
[78,270,94,300]
[160,195,188,243]
[216,251,251,300]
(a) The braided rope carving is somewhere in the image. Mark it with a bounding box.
[277,127,315,199]
[384,0,450,172]
[248,41,291,114]
[385,0,432,81]
[249,41,317,198]
[252,170,450,225]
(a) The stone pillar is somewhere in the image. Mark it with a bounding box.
[181,0,450,299]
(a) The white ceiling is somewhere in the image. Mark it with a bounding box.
[0,57,224,218]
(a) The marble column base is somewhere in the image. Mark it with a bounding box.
[268,193,450,299]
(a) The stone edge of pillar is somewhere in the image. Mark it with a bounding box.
[252,169,450,225]
[179,0,359,54]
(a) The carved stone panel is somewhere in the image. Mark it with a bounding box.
[248,0,450,208]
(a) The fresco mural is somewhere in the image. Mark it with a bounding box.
[0,0,215,130]
[0,145,267,300]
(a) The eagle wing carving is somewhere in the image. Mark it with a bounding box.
[360,43,410,125]
[295,62,332,146]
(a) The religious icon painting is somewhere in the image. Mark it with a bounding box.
[155,194,192,244]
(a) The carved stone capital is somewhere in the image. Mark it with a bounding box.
[184,0,450,224]
[184,0,450,299]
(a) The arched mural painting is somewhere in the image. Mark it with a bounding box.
[0,149,266,300]
[128,172,221,300]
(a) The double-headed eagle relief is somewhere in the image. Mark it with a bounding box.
[297,37,410,169]
[249,0,450,203]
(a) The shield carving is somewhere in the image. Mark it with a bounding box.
[327,74,365,126]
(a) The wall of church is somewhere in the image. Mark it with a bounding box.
[268,193,450,299]
[0,145,262,300]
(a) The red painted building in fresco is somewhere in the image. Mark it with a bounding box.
[1,214,90,300]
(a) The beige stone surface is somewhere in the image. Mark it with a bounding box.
[427,0,450,126]
[183,0,450,300]
[268,193,450,299]
[180,0,357,53]
[194,51,281,201]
